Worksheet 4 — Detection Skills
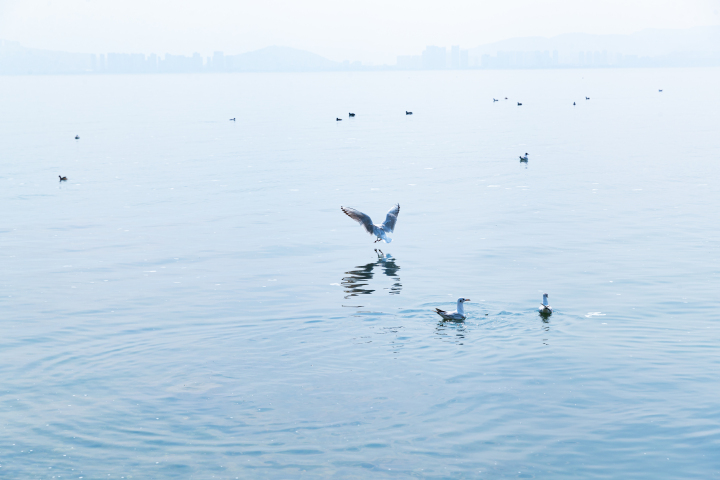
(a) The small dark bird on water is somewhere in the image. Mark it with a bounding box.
[585,97,590,100]
[504,97,508,100]
[406,111,412,115]
[493,98,498,102]
[573,102,576,105]
[336,118,342,121]
[74,135,80,139]
[519,153,528,162]
[59,175,67,181]
[349,112,355,117]
[230,118,235,121]
[659,89,663,92]
[517,102,522,106]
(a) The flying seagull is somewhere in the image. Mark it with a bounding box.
[435,298,470,321]
[341,204,400,243]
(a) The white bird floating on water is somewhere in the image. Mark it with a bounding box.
[341,204,400,244]
[435,298,470,321]
[539,293,552,314]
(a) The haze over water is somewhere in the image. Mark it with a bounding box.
[2,68,720,478]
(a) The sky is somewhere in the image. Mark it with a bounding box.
[1,0,719,64]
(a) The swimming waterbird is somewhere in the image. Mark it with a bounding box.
[539,293,552,314]
[435,298,471,321]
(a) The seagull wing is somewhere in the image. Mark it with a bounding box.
[381,204,400,233]
[341,207,374,235]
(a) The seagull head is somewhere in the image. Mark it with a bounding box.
[458,298,470,303]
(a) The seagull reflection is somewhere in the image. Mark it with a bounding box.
[435,319,466,345]
[540,311,551,331]
[341,249,402,298]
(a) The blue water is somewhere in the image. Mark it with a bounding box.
[1,68,720,478]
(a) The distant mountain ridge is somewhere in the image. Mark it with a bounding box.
[470,26,720,57]
[225,46,344,72]
[3,26,720,74]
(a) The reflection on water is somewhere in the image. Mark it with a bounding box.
[540,311,551,333]
[341,249,402,298]
[435,319,466,345]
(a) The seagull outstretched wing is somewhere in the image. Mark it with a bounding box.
[381,204,400,233]
[341,207,374,235]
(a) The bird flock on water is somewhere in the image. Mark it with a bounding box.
[62,88,665,321]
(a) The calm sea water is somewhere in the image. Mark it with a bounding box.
[1,68,720,479]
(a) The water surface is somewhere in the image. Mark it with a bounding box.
[1,68,720,478]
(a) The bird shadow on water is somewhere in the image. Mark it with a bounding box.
[341,249,402,302]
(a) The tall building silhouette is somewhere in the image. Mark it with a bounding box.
[212,51,225,72]
[460,49,468,68]
[451,46,460,69]
[422,46,446,70]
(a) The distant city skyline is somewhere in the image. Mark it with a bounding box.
[1,0,719,65]
[2,26,720,74]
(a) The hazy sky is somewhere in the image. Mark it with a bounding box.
[1,0,719,63]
